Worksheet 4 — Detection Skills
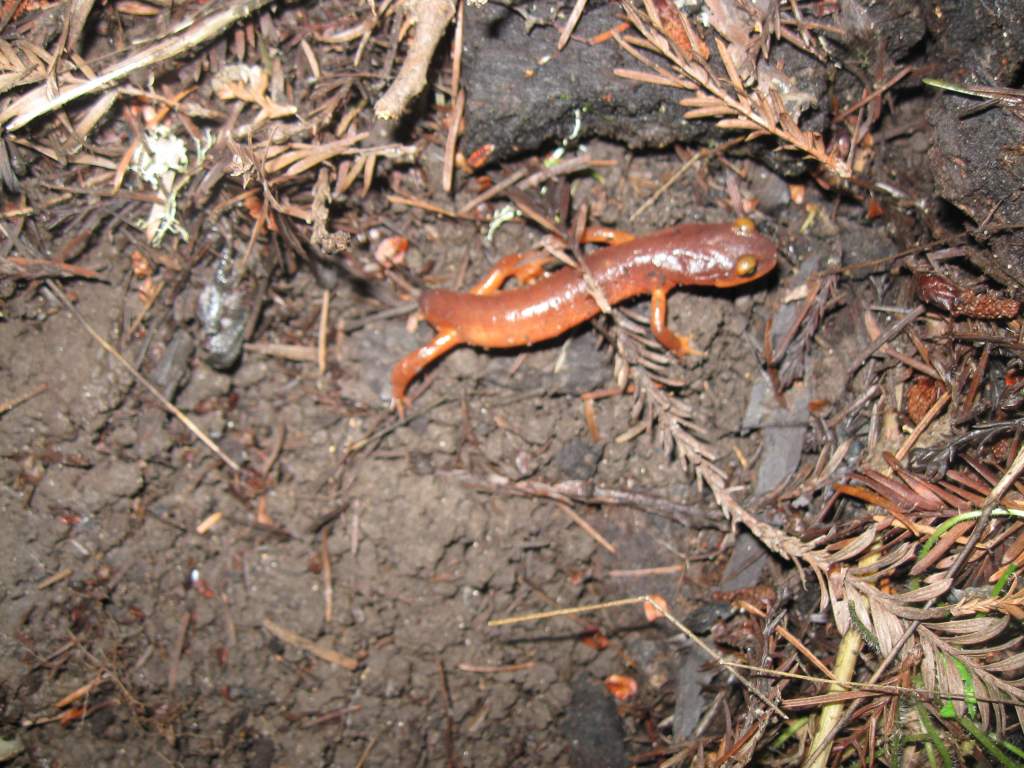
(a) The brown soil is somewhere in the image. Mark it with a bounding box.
[2,137,792,764]
[2,0,1023,766]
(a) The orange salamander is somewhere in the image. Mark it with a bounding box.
[391,217,777,409]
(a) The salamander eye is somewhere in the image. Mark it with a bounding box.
[733,217,757,236]
[735,255,758,277]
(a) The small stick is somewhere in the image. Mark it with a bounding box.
[55,674,105,709]
[442,88,465,194]
[37,568,72,590]
[258,419,286,479]
[834,66,913,123]
[386,193,462,219]
[195,511,222,534]
[0,383,48,415]
[456,156,615,216]
[457,661,536,673]
[490,595,787,718]
[2,257,102,280]
[558,0,588,49]
[2,0,276,130]
[893,390,950,463]
[318,289,330,375]
[442,0,465,194]
[629,136,745,222]
[456,168,529,215]
[739,599,837,683]
[263,618,358,670]
[557,501,615,554]
[845,306,924,382]
[244,342,319,362]
[450,0,464,98]
[354,731,381,768]
[374,0,456,119]
[721,661,996,705]
[321,529,333,624]
[167,610,191,690]
[438,661,457,768]
[608,564,685,577]
[341,396,455,458]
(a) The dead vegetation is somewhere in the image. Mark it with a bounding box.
[2,0,1023,765]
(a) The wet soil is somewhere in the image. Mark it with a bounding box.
[2,140,791,765]
[2,0,1023,766]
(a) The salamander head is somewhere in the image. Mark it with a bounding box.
[683,217,778,288]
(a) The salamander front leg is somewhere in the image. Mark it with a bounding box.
[471,230,634,294]
[579,226,635,247]
[390,329,461,416]
[470,251,555,295]
[649,288,704,357]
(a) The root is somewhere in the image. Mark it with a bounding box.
[375,0,456,120]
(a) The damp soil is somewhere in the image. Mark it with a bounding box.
[2,0,1023,766]
[2,142,793,767]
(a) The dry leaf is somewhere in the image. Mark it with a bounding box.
[580,630,609,651]
[374,236,409,269]
[604,674,638,701]
[211,64,296,121]
[644,594,669,622]
[114,0,160,15]
[130,250,152,279]
[137,276,160,305]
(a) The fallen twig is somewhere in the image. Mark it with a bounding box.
[374,0,456,120]
[1,0,275,131]
[0,383,48,416]
[261,617,358,670]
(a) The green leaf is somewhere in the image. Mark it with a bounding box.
[950,656,977,719]
[956,715,1022,768]
[914,702,953,768]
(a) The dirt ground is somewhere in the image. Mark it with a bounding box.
[1,138,796,765]
[2,0,1024,766]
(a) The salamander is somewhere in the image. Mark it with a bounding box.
[391,217,778,410]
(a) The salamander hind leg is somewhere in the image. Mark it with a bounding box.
[649,288,704,357]
[391,329,462,416]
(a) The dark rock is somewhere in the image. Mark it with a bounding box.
[245,735,276,768]
[197,252,249,371]
[923,0,1024,287]
[89,708,125,741]
[719,531,772,591]
[550,333,613,395]
[672,645,712,742]
[151,330,195,401]
[838,0,927,63]
[564,676,627,768]
[553,437,604,481]
[925,0,1024,84]
[742,378,810,496]
[461,0,822,176]
[462,0,702,164]
[929,95,1024,292]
